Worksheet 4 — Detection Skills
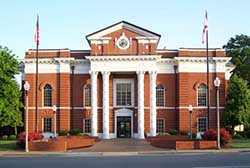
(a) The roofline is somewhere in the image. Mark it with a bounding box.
[85,20,161,45]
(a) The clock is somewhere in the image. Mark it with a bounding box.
[116,33,130,50]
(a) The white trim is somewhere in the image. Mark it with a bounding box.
[113,79,134,108]
[87,22,160,41]
[26,106,225,110]
[114,108,134,138]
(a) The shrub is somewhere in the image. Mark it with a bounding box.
[1,135,8,140]
[58,130,69,136]
[192,132,197,139]
[233,134,243,139]
[202,128,232,146]
[180,131,188,136]
[16,132,44,148]
[168,129,178,135]
[69,129,80,136]
[244,130,250,139]
[8,135,17,140]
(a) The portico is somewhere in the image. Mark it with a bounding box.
[87,55,160,139]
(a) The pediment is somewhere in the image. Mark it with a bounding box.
[86,21,161,43]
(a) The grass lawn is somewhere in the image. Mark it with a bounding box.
[231,139,250,148]
[0,140,17,151]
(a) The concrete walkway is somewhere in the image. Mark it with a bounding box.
[70,139,166,152]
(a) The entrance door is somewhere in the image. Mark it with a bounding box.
[117,116,131,138]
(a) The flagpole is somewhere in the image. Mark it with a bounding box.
[206,28,210,130]
[35,15,39,132]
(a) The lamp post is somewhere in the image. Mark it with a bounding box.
[52,105,57,138]
[214,77,221,150]
[188,104,193,140]
[24,81,30,152]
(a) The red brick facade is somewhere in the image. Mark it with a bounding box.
[23,21,231,138]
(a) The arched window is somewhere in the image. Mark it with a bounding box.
[84,84,91,107]
[43,84,52,107]
[156,84,165,107]
[197,84,207,106]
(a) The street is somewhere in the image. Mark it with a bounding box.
[0,153,250,168]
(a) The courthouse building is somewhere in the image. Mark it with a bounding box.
[23,21,233,139]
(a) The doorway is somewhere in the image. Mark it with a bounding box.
[117,116,131,138]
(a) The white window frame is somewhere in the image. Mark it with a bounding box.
[42,84,52,107]
[113,79,134,107]
[83,119,91,133]
[197,117,208,132]
[197,84,207,107]
[156,84,165,107]
[156,118,165,133]
[83,84,91,108]
[42,118,52,133]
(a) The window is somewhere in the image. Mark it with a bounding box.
[198,117,207,132]
[43,84,52,107]
[83,119,91,133]
[197,84,207,106]
[157,119,165,133]
[116,83,132,106]
[43,118,52,132]
[156,84,165,107]
[84,84,91,107]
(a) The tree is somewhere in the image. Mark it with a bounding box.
[223,75,250,134]
[223,34,250,85]
[0,46,23,134]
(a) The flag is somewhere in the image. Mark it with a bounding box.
[202,11,208,44]
[34,15,39,46]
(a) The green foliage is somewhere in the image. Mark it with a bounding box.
[8,135,17,140]
[168,129,178,135]
[58,130,69,136]
[233,134,243,139]
[1,135,8,140]
[244,130,250,139]
[0,46,23,129]
[223,75,250,134]
[223,34,250,85]
[180,131,188,136]
[69,129,80,136]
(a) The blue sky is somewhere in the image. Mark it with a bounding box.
[0,0,250,59]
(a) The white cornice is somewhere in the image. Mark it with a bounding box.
[174,57,231,63]
[86,55,162,62]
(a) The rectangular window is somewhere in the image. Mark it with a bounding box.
[116,83,132,106]
[157,119,165,133]
[198,117,207,132]
[83,119,91,133]
[43,118,52,132]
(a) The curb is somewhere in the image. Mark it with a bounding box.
[0,149,250,157]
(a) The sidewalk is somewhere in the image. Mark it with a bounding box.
[0,148,250,157]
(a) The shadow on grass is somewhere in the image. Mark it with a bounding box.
[0,140,18,151]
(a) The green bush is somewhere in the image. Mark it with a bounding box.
[180,131,188,136]
[8,135,17,140]
[1,135,8,140]
[192,133,197,139]
[168,129,178,135]
[69,129,80,136]
[58,130,69,136]
[233,134,243,139]
[244,131,250,139]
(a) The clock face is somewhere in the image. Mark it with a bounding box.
[119,39,128,48]
[116,33,130,50]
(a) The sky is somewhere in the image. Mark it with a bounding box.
[0,0,250,60]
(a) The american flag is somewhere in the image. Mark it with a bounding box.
[202,11,208,44]
[34,15,39,46]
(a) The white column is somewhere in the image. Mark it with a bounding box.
[150,71,157,136]
[102,71,110,139]
[137,71,145,139]
[90,71,98,137]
